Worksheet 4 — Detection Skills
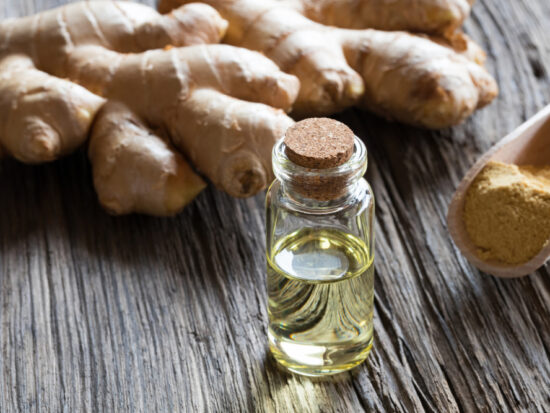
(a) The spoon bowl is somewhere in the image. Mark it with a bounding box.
[447,104,550,278]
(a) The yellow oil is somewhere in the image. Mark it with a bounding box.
[267,227,374,376]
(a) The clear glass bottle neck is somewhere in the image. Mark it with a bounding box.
[272,136,368,210]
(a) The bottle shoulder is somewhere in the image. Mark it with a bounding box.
[267,178,374,216]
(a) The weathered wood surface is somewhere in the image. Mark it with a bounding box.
[1,0,549,411]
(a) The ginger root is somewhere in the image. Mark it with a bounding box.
[0,1,299,215]
[0,0,498,216]
[160,0,497,129]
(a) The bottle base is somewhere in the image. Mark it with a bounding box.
[268,330,373,377]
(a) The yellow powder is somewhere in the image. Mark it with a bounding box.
[463,161,550,265]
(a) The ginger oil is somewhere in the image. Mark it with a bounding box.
[267,228,374,376]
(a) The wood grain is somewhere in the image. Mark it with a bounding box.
[1,0,549,412]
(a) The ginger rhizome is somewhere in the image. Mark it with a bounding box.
[0,1,299,215]
[160,0,497,129]
[1,0,498,216]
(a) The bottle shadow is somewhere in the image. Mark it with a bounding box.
[250,346,375,412]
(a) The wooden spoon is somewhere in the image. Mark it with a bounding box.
[447,104,550,278]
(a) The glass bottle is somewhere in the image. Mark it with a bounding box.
[265,119,375,376]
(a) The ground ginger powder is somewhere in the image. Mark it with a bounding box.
[463,161,550,265]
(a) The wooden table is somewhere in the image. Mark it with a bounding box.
[1,0,549,411]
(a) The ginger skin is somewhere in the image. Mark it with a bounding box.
[0,54,105,163]
[160,0,497,129]
[280,0,475,36]
[67,43,298,198]
[90,102,207,216]
[0,2,299,215]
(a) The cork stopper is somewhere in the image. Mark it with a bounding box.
[284,118,354,169]
[283,118,357,201]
